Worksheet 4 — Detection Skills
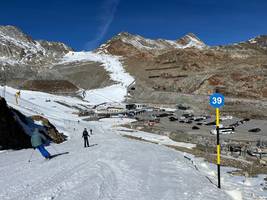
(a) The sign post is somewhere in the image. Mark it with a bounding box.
[209,93,224,189]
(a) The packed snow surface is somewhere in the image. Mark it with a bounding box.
[114,125,196,149]
[0,86,266,200]
[83,84,128,104]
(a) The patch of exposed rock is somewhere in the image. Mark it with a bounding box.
[31,115,67,144]
[0,97,66,150]
[0,97,31,149]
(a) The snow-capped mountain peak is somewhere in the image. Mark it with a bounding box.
[97,32,206,55]
[247,35,267,49]
[0,25,72,65]
[176,33,206,49]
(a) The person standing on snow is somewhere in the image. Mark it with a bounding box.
[31,128,51,159]
[15,90,21,105]
[90,129,93,135]
[82,128,90,148]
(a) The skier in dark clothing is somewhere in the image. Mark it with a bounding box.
[82,128,90,147]
[31,128,51,159]
[90,129,93,135]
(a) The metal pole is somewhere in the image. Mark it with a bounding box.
[51,144,59,154]
[216,108,221,188]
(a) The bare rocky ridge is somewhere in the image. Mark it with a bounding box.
[97,32,206,58]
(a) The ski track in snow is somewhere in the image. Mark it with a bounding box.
[0,88,232,200]
[0,87,266,200]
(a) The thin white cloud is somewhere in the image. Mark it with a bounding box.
[85,0,120,50]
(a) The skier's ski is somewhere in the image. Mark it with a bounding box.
[49,152,69,159]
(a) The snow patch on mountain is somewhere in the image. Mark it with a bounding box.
[0,26,46,64]
[83,84,127,104]
[0,32,45,54]
[61,51,135,104]
[0,56,21,65]
[182,34,206,48]
[248,38,257,44]
[61,51,134,86]
[120,33,205,50]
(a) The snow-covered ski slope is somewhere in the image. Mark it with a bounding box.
[61,51,134,104]
[1,87,266,200]
[0,52,266,199]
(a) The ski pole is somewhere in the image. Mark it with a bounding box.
[28,149,35,163]
[51,144,59,154]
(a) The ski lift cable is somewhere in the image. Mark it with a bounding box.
[0,88,78,123]
[86,90,124,105]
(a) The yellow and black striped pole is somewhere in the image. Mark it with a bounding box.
[210,92,224,188]
[216,108,221,188]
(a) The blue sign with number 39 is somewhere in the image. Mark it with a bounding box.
[209,93,224,108]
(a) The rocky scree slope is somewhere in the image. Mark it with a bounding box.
[0,25,71,65]
[0,25,113,92]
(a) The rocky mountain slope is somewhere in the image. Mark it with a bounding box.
[0,25,266,117]
[0,25,109,91]
[97,32,206,57]
[0,25,71,65]
[97,32,267,101]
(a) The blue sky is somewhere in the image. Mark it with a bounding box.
[1,0,267,50]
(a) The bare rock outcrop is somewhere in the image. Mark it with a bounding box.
[0,97,31,149]
[0,97,66,150]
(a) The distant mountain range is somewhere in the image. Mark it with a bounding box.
[98,31,267,56]
[1,25,267,65]
[97,32,206,56]
[0,25,266,104]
